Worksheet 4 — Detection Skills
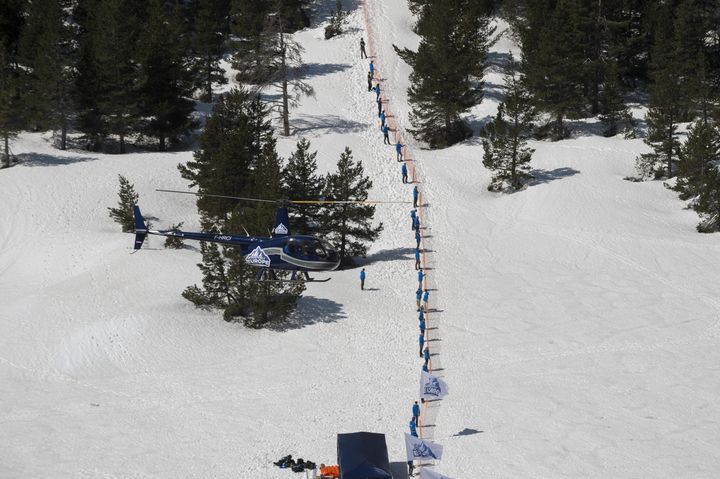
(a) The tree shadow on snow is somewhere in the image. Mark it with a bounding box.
[297,62,352,80]
[16,152,99,167]
[292,115,366,134]
[274,295,346,331]
[528,167,580,186]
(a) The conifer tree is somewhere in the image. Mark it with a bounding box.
[695,169,720,233]
[282,138,325,235]
[190,0,228,101]
[136,0,195,151]
[599,61,633,137]
[321,147,383,266]
[108,175,140,232]
[0,48,20,168]
[18,0,75,150]
[676,121,720,200]
[482,63,536,191]
[405,0,493,148]
[182,238,232,308]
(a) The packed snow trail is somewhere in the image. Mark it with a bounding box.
[363,2,447,477]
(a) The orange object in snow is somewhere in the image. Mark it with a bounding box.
[320,464,339,478]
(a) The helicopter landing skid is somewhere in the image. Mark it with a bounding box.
[255,269,331,283]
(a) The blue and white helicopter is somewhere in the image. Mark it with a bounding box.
[132,190,408,282]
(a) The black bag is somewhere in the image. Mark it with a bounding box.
[292,463,305,473]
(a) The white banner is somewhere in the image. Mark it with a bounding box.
[405,433,443,462]
[420,468,455,479]
[419,370,449,400]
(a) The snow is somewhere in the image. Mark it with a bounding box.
[2,1,720,478]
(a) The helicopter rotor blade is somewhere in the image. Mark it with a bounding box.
[156,189,278,203]
[157,189,411,205]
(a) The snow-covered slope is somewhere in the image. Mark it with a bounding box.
[1,1,720,478]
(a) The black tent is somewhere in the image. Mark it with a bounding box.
[337,432,393,479]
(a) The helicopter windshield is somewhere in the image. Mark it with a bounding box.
[286,238,330,259]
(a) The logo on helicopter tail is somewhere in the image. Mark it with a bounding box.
[412,442,438,459]
[273,223,288,235]
[245,246,271,267]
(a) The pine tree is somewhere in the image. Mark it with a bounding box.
[321,147,383,266]
[136,0,195,151]
[182,238,232,309]
[406,0,493,148]
[482,62,536,191]
[324,0,346,39]
[190,0,228,102]
[524,0,585,139]
[0,48,20,168]
[676,121,720,200]
[18,0,75,150]
[695,169,720,233]
[635,9,682,179]
[282,138,325,235]
[108,175,140,232]
[599,61,633,137]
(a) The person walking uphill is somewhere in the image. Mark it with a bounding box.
[401,162,408,184]
[360,37,367,59]
[360,268,366,290]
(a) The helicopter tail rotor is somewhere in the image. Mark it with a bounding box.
[133,205,148,250]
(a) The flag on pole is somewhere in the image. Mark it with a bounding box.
[405,433,443,462]
[419,370,449,400]
[420,468,455,479]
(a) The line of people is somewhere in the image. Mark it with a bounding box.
[361,41,439,477]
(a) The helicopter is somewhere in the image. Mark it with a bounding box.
[132,189,409,282]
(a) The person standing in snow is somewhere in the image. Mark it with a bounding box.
[409,416,418,437]
[369,60,374,77]
[380,110,386,129]
[367,71,373,92]
[382,124,390,144]
[377,96,382,116]
[413,214,420,232]
[418,333,424,358]
[407,461,414,477]
[423,346,430,369]
[410,208,416,231]
[395,141,403,161]
[417,268,424,290]
[360,268,366,290]
[419,313,426,336]
[415,227,421,249]
[360,37,367,59]
[414,249,421,271]
[422,289,429,312]
[412,401,421,423]
[402,162,408,184]
[416,288,422,310]
[374,83,381,102]
[412,185,419,208]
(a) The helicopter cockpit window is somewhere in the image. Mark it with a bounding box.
[286,238,326,259]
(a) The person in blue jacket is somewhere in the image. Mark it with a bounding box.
[369,60,374,76]
[415,228,421,249]
[374,83,381,101]
[380,110,386,128]
[413,215,420,231]
[422,289,429,311]
[412,401,421,423]
[401,162,408,184]
[416,288,422,310]
[414,249,421,271]
[423,346,430,368]
[412,185,419,208]
[419,315,425,335]
[410,208,416,231]
[395,141,403,161]
[409,416,418,437]
[359,267,366,290]
[417,268,424,289]
[422,362,428,373]
[377,96,382,116]
[418,333,424,358]
[383,124,390,144]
